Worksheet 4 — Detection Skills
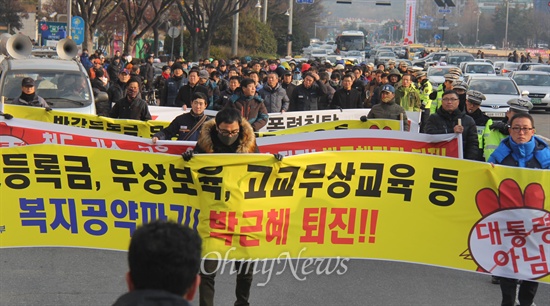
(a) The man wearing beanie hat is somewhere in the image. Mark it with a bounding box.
[161,63,188,106]
[465,90,490,160]
[484,97,533,160]
[367,84,410,131]
[12,77,49,109]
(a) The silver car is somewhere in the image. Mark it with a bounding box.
[509,71,550,111]
[466,76,521,118]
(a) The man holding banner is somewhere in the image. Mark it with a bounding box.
[182,107,259,306]
[366,84,409,131]
[424,90,479,160]
[152,92,210,143]
[487,112,549,306]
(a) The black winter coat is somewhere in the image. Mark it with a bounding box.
[289,80,328,111]
[424,107,479,160]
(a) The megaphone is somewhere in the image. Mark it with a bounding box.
[0,34,32,59]
[56,38,78,60]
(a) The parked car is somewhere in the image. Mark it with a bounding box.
[509,71,550,111]
[466,76,521,118]
[480,44,497,50]
[494,61,520,76]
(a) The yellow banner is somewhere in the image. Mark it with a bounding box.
[4,104,170,138]
[1,145,549,282]
[257,119,402,137]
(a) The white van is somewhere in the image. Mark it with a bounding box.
[0,35,100,114]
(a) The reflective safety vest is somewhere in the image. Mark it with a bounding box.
[476,118,493,158]
[430,84,444,114]
[418,80,433,110]
[483,125,506,161]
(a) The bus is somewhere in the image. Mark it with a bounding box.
[335,30,367,61]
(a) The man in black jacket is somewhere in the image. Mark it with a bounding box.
[107,69,130,104]
[424,90,479,160]
[176,70,209,110]
[289,72,328,111]
[110,78,152,121]
[152,92,210,143]
[331,74,363,109]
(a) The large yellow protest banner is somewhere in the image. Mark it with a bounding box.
[0,145,549,283]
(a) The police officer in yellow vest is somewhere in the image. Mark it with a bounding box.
[416,71,433,132]
[465,90,490,161]
[483,97,534,160]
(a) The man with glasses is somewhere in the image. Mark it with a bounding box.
[424,90,479,160]
[487,112,549,306]
[484,98,533,160]
[152,92,210,143]
[181,107,259,306]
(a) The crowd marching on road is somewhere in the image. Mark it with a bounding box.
[4,42,549,306]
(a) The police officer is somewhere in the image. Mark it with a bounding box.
[416,71,433,132]
[465,90,490,161]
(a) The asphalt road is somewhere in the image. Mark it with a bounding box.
[532,112,550,142]
[1,247,549,306]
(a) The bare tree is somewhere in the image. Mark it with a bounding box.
[74,0,123,51]
[176,0,253,60]
[119,0,176,56]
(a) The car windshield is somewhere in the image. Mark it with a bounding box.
[380,52,396,57]
[531,66,550,73]
[2,70,92,108]
[513,74,550,86]
[468,79,519,95]
[465,65,495,74]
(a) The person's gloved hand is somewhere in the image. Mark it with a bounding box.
[45,107,52,111]
[360,115,368,122]
[182,150,194,161]
[429,91,438,100]
[489,121,509,135]
[273,153,283,161]
[0,112,13,119]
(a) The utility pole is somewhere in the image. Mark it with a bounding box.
[504,0,509,49]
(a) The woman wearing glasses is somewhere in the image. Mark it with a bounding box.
[487,112,549,306]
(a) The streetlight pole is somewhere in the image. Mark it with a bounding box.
[231,1,239,56]
[286,0,293,57]
[504,0,509,49]
[256,0,261,22]
[67,0,72,39]
[475,10,480,47]
[263,0,268,23]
